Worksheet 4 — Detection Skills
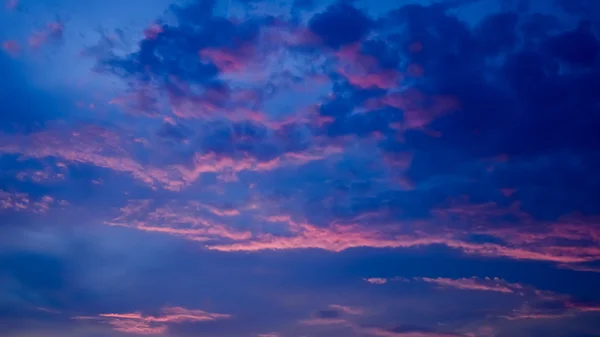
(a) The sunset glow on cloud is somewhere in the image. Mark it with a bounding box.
[1,1,599,337]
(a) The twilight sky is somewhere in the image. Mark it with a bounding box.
[1,0,600,336]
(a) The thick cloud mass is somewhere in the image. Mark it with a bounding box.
[1,1,600,337]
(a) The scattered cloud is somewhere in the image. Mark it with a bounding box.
[74,307,231,335]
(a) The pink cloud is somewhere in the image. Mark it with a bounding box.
[258,333,281,337]
[0,127,173,189]
[300,317,348,326]
[0,124,341,192]
[365,277,388,285]
[298,304,363,326]
[500,188,517,197]
[340,68,401,89]
[266,24,321,48]
[417,277,519,294]
[0,190,64,214]
[431,198,529,221]
[336,44,401,89]
[199,204,241,217]
[367,275,553,297]
[328,304,364,316]
[205,213,600,264]
[565,301,600,312]
[383,152,413,170]
[173,145,342,186]
[16,166,66,183]
[200,46,254,73]
[87,178,598,266]
[366,89,460,135]
[557,264,600,273]
[29,21,64,49]
[108,85,162,117]
[2,40,20,57]
[206,222,430,252]
[143,23,163,40]
[496,292,600,321]
[363,327,466,337]
[106,319,168,335]
[106,200,252,242]
[406,63,424,77]
[299,317,468,337]
[499,301,576,321]
[443,240,599,263]
[5,0,17,9]
[75,307,230,335]
[457,210,600,264]
[194,198,598,265]
[500,312,572,320]
[408,41,423,53]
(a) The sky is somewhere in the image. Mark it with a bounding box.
[1,0,600,336]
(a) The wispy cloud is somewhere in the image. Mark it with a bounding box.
[28,20,64,49]
[364,278,388,285]
[327,304,364,316]
[0,190,65,214]
[364,276,530,295]
[106,200,252,242]
[74,307,231,334]
[1,40,20,57]
[417,277,520,294]
[363,327,467,337]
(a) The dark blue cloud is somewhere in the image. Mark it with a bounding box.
[545,21,599,67]
[475,12,520,55]
[309,2,373,49]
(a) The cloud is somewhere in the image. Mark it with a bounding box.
[0,122,339,191]
[0,190,65,214]
[365,277,388,285]
[496,290,600,320]
[499,301,575,321]
[416,277,520,294]
[565,301,600,313]
[299,304,364,326]
[2,1,600,337]
[258,333,281,337]
[364,275,547,296]
[1,40,20,57]
[74,306,231,334]
[557,264,600,273]
[363,327,466,337]
[299,309,347,326]
[204,204,600,265]
[327,304,364,316]
[308,3,373,50]
[300,317,348,326]
[4,0,17,10]
[105,199,252,242]
[0,126,175,189]
[28,20,65,49]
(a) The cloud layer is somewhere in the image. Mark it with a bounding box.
[1,1,600,337]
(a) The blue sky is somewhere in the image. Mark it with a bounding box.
[1,0,600,337]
